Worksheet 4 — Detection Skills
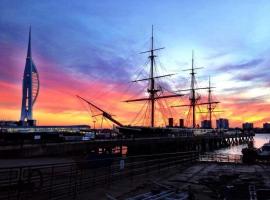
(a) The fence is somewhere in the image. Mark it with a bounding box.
[0,151,198,200]
[199,153,242,163]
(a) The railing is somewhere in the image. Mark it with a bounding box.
[0,151,198,200]
[199,153,242,163]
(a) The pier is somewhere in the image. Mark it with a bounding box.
[0,132,254,158]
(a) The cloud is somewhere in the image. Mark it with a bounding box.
[216,58,264,72]
[0,42,25,84]
[236,72,268,82]
[1,1,270,127]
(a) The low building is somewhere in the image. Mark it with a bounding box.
[242,122,253,130]
[0,120,19,126]
[168,118,174,127]
[263,123,270,129]
[0,125,91,134]
[201,120,211,129]
[216,118,229,129]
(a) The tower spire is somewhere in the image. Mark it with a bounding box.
[20,27,40,125]
[27,26,31,58]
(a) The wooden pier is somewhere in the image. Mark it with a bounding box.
[0,133,254,158]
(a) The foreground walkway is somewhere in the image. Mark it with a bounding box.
[0,151,198,200]
[79,163,270,200]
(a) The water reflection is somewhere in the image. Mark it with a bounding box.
[215,133,270,155]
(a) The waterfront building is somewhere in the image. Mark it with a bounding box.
[201,120,211,129]
[216,118,229,129]
[0,125,91,134]
[242,122,254,130]
[263,123,270,129]
[0,120,19,127]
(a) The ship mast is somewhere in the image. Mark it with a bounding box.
[172,52,203,128]
[190,51,196,128]
[125,26,183,127]
[184,75,221,129]
[77,95,124,127]
[149,26,156,127]
[205,76,223,128]
[172,52,220,128]
[207,77,213,128]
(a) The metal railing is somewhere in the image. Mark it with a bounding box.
[0,151,198,200]
[199,153,242,163]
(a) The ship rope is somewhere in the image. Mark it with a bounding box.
[129,100,148,125]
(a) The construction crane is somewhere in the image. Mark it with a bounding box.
[77,95,124,127]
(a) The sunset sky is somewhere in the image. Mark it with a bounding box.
[0,0,270,128]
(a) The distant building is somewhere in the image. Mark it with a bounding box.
[216,118,229,129]
[201,120,211,129]
[168,118,174,127]
[0,121,19,127]
[0,125,91,134]
[242,122,253,130]
[179,119,184,128]
[263,123,270,129]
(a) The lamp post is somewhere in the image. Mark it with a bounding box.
[93,120,96,129]
[93,120,96,137]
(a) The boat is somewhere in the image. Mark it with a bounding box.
[257,141,270,159]
[242,141,257,163]
[242,141,270,163]
[78,27,226,138]
[115,27,223,137]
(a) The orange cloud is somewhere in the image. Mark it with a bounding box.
[1,46,270,128]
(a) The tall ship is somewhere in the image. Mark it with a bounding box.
[78,27,223,138]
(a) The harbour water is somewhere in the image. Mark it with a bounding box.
[215,133,270,155]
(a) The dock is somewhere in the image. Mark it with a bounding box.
[0,133,254,158]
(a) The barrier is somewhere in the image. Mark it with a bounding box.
[199,153,242,163]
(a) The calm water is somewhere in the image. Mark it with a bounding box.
[215,133,270,155]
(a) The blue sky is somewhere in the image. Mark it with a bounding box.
[1,0,270,126]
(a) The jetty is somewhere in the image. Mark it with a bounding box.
[0,132,254,158]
